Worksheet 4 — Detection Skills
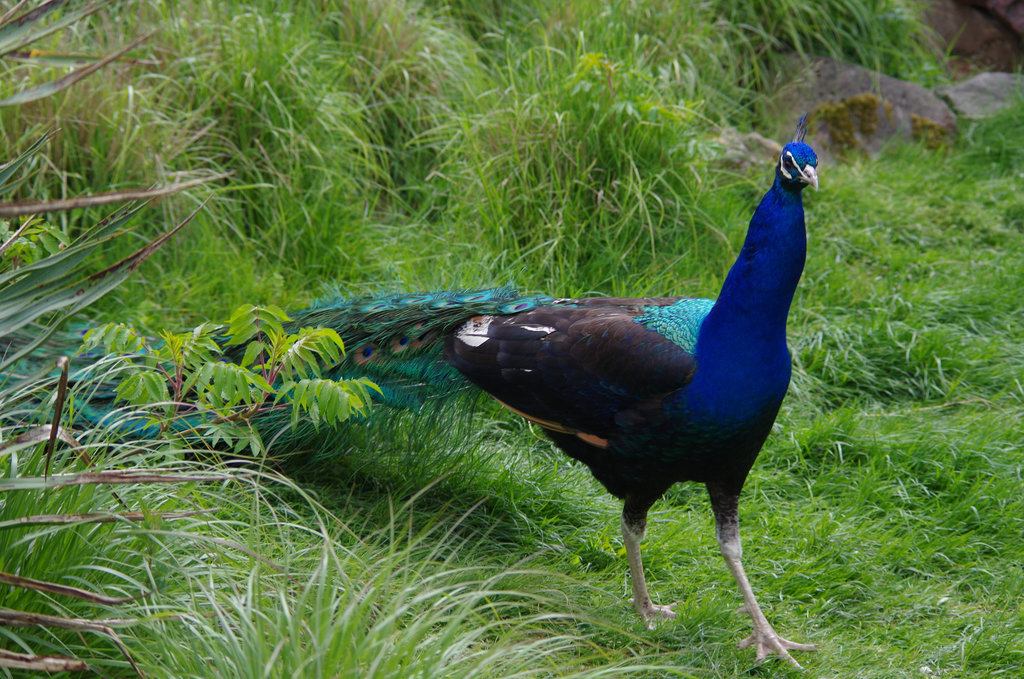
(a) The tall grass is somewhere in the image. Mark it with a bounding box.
[0,0,942,320]
[2,426,678,678]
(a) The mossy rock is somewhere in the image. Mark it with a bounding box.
[767,56,957,159]
[813,93,890,152]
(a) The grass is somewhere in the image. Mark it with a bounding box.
[3,0,1024,677]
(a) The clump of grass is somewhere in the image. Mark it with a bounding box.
[1,0,947,322]
[2,404,678,678]
[714,0,942,86]
[433,43,717,294]
[130,501,662,679]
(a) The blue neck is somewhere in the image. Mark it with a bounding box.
[684,177,807,417]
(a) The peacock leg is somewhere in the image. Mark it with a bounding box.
[707,483,818,668]
[622,499,676,627]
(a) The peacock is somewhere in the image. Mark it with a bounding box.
[9,117,819,666]
[284,117,821,666]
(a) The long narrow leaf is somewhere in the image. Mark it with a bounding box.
[0,198,210,371]
[0,571,143,605]
[0,648,87,673]
[0,1,112,56]
[4,49,146,67]
[0,30,152,107]
[0,201,151,293]
[0,0,70,53]
[0,207,148,319]
[0,129,54,189]
[0,469,236,493]
[0,177,219,295]
[0,508,217,529]
[0,172,222,218]
[0,172,30,197]
[0,2,32,29]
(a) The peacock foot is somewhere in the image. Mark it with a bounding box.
[737,626,818,668]
[631,599,677,629]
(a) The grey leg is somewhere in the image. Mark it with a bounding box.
[621,502,676,627]
[707,483,818,667]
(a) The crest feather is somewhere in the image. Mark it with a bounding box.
[793,114,809,143]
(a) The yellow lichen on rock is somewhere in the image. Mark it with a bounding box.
[813,93,884,153]
[910,114,951,149]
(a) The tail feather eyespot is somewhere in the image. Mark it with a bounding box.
[499,300,535,313]
[456,292,491,303]
[410,329,438,349]
[353,344,377,365]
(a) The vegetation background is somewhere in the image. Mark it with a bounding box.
[1,0,1022,677]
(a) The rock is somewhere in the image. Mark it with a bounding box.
[714,128,783,173]
[768,56,958,159]
[924,0,1023,72]
[967,0,1024,39]
[936,72,1024,117]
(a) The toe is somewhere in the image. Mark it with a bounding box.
[638,602,677,629]
[738,632,817,668]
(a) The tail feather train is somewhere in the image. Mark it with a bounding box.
[285,286,556,408]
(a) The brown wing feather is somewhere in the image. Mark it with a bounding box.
[443,304,697,440]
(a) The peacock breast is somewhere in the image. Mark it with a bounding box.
[609,395,784,487]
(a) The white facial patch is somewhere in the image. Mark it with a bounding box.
[456,316,493,348]
[778,150,794,180]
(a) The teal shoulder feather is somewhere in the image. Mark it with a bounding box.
[633,298,715,354]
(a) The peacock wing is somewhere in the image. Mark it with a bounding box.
[443,302,703,440]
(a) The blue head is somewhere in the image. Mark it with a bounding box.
[776,115,819,192]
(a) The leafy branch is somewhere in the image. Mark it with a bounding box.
[80,305,378,454]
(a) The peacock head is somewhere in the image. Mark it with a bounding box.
[776,115,819,192]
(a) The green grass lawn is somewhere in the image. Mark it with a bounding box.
[2,1,1023,677]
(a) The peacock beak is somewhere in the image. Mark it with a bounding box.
[802,166,819,191]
